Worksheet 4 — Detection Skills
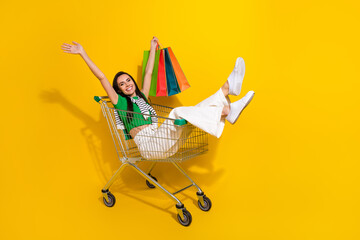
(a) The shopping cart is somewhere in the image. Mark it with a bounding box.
[94,96,212,226]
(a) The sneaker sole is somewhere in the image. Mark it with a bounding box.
[230,57,246,96]
[236,57,245,77]
[231,92,254,124]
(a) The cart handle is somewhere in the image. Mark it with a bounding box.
[174,119,187,126]
[94,96,102,102]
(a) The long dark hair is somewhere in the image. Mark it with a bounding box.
[112,71,150,121]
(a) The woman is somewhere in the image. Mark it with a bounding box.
[61,37,254,159]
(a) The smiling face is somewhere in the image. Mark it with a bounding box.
[117,74,136,97]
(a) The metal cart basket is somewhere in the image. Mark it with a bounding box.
[94,96,212,226]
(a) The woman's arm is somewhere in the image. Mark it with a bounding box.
[61,41,118,105]
[141,37,159,99]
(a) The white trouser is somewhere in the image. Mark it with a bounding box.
[134,88,230,159]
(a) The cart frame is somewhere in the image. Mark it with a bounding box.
[94,96,212,226]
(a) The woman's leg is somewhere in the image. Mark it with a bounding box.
[222,105,230,116]
[134,124,178,159]
[221,80,230,97]
[135,120,191,159]
[221,61,255,124]
[168,87,229,138]
[168,60,254,136]
[134,57,252,158]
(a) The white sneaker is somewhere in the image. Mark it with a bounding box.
[226,91,254,124]
[227,57,246,96]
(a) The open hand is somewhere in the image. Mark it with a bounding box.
[61,41,84,55]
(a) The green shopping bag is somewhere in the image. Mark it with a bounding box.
[142,47,161,97]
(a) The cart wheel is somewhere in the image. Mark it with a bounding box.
[103,192,116,207]
[177,208,192,227]
[198,195,212,211]
[146,174,158,189]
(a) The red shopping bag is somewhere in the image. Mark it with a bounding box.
[156,49,167,96]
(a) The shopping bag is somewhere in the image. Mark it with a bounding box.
[167,47,190,92]
[156,49,168,96]
[142,47,161,97]
[164,48,181,96]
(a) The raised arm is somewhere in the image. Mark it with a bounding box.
[61,41,118,105]
[142,37,159,99]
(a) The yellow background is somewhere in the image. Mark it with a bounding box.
[1,0,360,239]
